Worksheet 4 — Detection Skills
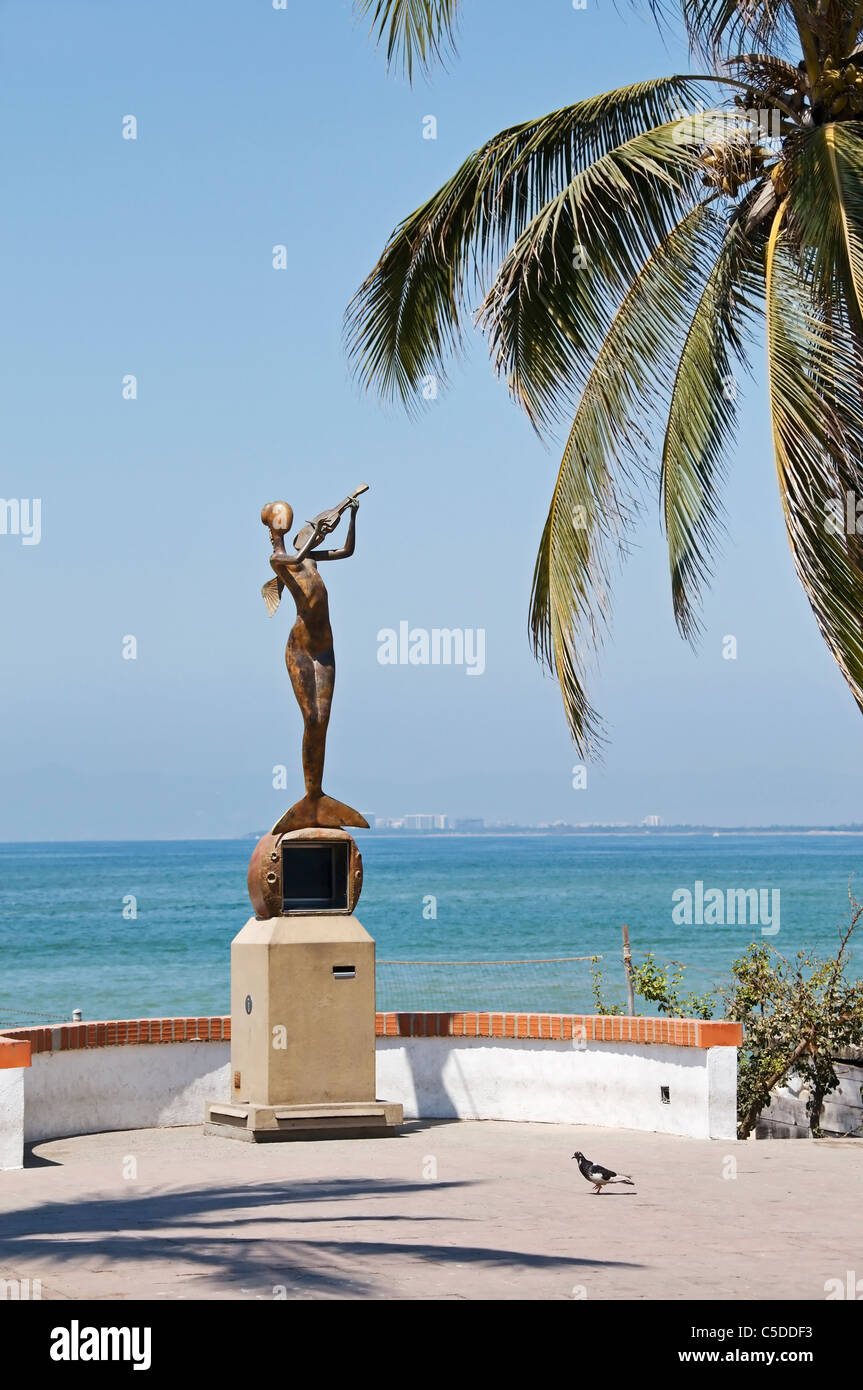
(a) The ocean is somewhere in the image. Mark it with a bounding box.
[1,834,862,1025]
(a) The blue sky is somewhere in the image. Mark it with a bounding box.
[0,0,859,838]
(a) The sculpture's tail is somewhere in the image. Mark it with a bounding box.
[271,793,369,834]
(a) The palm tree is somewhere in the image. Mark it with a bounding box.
[347,0,863,757]
[355,1,460,80]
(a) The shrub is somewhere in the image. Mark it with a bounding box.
[592,887,863,1136]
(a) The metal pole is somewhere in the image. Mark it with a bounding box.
[622,924,635,1016]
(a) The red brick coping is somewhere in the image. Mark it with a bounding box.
[378,1014,741,1046]
[0,1014,742,1056]
[0,1036,31,1069]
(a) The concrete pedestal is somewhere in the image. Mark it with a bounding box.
[205,914,402,1142]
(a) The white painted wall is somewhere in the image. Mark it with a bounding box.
[0,1068,24,1169]
[375,1036,737,1140]
[23,1044,231,1144]
[707,1048,738,1140]
[6,1034,737,1155]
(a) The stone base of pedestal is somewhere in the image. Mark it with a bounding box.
[204,1098,403,1142]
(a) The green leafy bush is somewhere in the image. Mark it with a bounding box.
[591,888,863,1136]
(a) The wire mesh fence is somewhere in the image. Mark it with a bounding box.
[375,956,606,1014]
[376,949,735,1014]
[0,949,736,1028]
[0,1006,80,1029]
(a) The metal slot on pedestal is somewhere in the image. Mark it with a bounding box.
[332,965,356,979]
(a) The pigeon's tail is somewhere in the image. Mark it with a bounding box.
[610,1174,635,1185]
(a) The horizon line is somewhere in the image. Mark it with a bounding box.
[3,823,863,846]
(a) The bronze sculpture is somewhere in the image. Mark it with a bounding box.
[261,485,369,833]
[204,486,404,1147]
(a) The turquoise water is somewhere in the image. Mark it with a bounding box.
[1,835,862,1024]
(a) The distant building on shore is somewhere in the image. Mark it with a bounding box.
[375,814,451,830]
[642,814,663,827]
[454,817,485,832]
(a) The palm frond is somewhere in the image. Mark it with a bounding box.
[477,122,706,431]
[681,0,793,61]
[355,0,460,80]
[786,121,863,330]
[529,202,726,757]
[661,198,767,639]
[681,0,863,70]
[724,52,806,92]
[345,77,714,410]
[765,205,863,716]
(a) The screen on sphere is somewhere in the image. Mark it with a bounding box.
[281,843,349,911]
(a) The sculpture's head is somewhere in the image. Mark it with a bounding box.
[261,500,292,538]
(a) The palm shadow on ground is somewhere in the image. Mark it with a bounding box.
[1,1174,644,1297]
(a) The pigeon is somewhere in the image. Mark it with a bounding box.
[572,1150,636,1194]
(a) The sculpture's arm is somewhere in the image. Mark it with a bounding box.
[274,522,325,569]
[312,505,357,562]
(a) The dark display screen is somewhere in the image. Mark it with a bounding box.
[282,843,349,911]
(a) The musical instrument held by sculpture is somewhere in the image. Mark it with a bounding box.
[308,483,369,540]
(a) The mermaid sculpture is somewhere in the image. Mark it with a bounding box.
[261,485,369,833]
